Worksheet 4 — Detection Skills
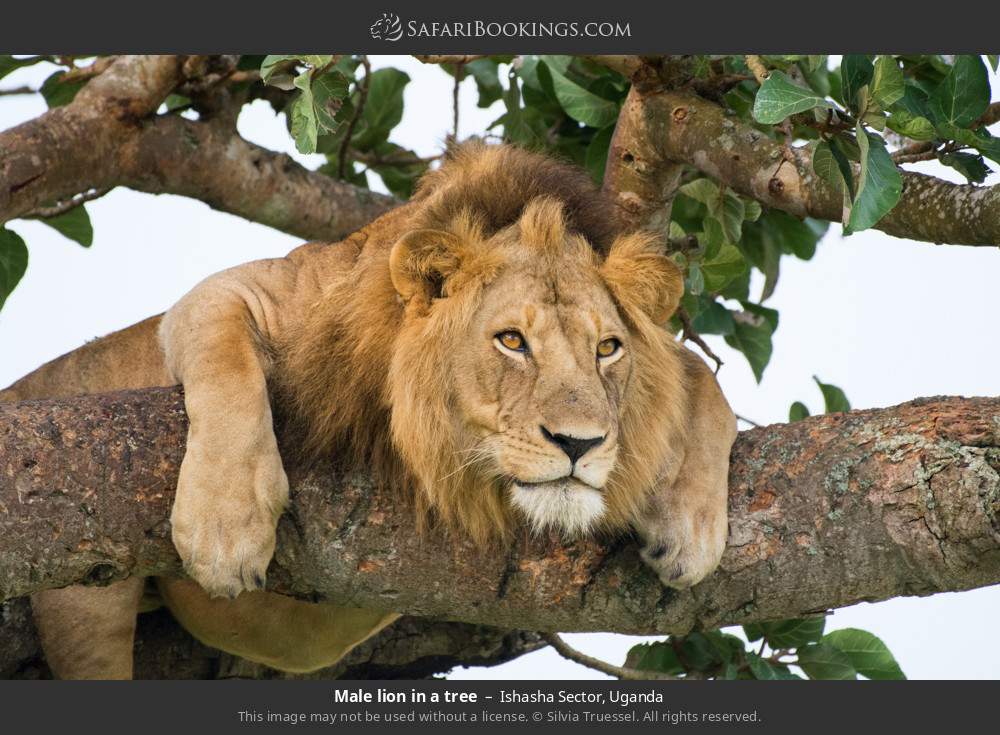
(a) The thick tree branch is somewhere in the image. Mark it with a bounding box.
[0,55,399,242]
[2,389,998,637]
[609,86,1000,245]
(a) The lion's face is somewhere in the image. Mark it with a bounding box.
[450,249,630,534]
[388,197,683,543]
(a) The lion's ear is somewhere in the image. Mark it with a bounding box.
[600,231,683,326]
[389,229,465,303]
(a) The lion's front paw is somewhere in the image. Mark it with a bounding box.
[170,439,289,598]
[635,503,728,590]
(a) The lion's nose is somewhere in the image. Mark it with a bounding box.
[540,426,606,464]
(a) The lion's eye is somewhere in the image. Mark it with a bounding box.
[597,338,621,359]
[496,330,527,352]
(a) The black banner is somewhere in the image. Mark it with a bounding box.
[1,679,997,733]
[1,0,999,54]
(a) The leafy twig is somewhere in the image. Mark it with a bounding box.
[337,56,371,180]
[542,633,677,680]
[677,306,724,373]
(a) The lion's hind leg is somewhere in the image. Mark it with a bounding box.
[31,577,145,679]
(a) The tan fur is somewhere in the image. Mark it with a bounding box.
[4,143,736,679]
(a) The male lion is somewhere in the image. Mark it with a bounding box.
[1,143,737,679]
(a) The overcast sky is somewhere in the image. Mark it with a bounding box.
[1,56,998,680]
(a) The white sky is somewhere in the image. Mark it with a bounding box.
[1,56,998,680]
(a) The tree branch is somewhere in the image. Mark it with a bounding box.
[610,86,1000,245]
[2,388,998,638]
[0,54,400,242]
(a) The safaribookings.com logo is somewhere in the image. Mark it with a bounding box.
[370,13,404,41]
[369,13,631,41]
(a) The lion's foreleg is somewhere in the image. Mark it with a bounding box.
[634,358,737,589]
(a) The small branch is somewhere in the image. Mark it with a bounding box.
[59,56,118,84]
[25,187,109,218]
[892,141,935,163]
[542,633,676,680]
[0,86,36,97]
[744,55,769,85]
[337,56,371,180]
[734,414,762,428]
[581,55,646,80]
[977,101,1000,128]
[414,55,487,65]
[677,306,724,373]
[451,61,463,142]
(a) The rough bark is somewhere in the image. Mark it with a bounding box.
[0,55,399,241]
[608,86,1000,245]
[2,389,998,639]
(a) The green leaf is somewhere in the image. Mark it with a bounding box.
[752,71,830,125]
[465,58,504,108]
[311,71,351,132]
[40,70,84,108]
[725,312,774,382]
[742,300,779,331]
[812,141,845,191]
[353,68,410,151]
[970,130,1000,166]
[163,93,192,112]
[0,227,29,311]
[38,205,93,247]
[545,63,620,128]
[585,125,615,184]
[870,56,904,109]
[702,244,747,293]
[679,178,721,207]
[987,55,999,72]
[367,142,428,199]
[625,641,684,676]
[846,128,902,234]
[939,152,991,184]
[789,401,811,422]
[814,376,851,414]
[686,262,705,296]
[886,110,936,141]
[822,629,906,680]
[289,72,319,154]
[719,191,746,244]
[747,654,802,680]
[797,642,857,680]
[928,55,990,128]
[261,54,303,85]
[841,55,874,112]
[691,298,736,336]
[758,616,826,649]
